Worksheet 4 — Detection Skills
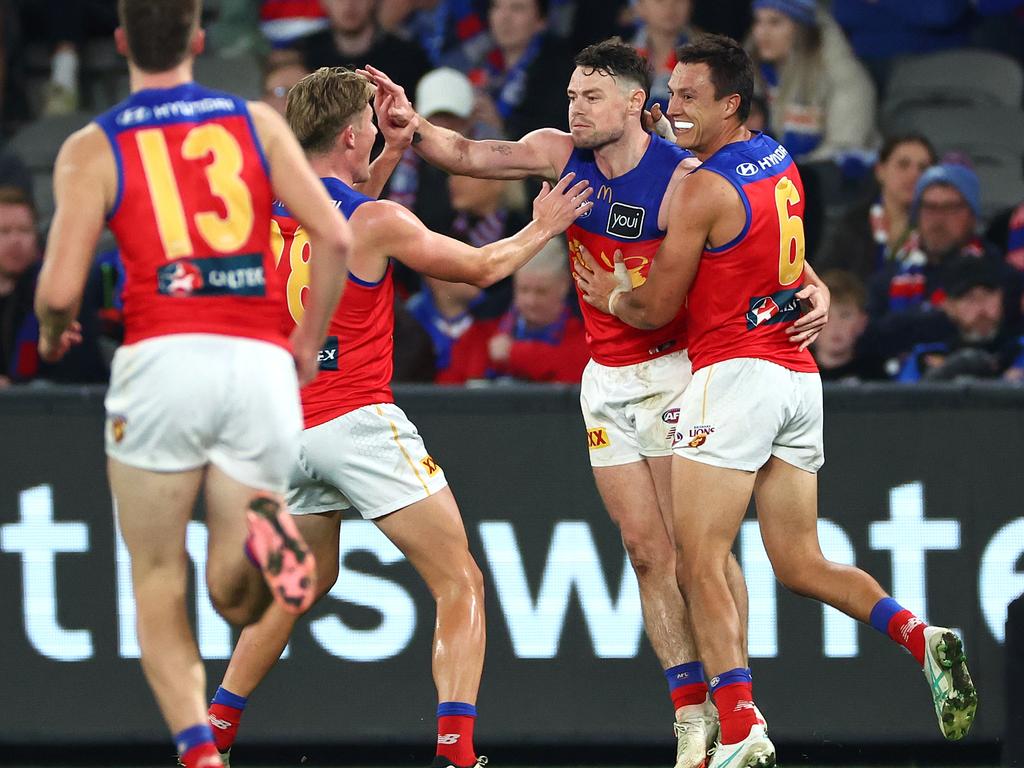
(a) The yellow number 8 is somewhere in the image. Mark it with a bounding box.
[269,218,310,325]
[774,176,805,286]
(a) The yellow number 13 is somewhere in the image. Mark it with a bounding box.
[136,124,255,260]
[774,176,805,286]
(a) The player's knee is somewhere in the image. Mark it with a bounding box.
[314,557,340,601]
[771,557,819,599]
[432,554,485,603]
[621,532,673,582]
[208,574,271,627]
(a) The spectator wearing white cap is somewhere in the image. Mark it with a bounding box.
[747,0,877,162]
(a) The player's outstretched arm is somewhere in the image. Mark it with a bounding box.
[35,126,113,362]
[250,101,352,384]
[577,171,729,329]
[355,173,592,287]
[360,64,570,181]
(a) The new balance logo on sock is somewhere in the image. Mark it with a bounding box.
[208,715,233,730]
[900,617,924,643]
[733,700,755,712]
[437,734,461,745]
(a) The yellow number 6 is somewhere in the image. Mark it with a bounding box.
[775,176,805,286]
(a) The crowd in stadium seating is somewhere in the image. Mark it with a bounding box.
[1,0,1024,387]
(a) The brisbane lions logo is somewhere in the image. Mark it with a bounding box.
[568,238,650,289]
[162,261,204,297]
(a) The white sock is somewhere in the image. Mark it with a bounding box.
[51,48,79,91]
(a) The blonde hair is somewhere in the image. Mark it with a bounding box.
[285,67,374,155]
[518,238,569,279]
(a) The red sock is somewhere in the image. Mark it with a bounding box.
[208,703,243,753]
[436,714,476,766]
[180,742,224,768]
[887,609,928,666]
[671,681,709,710]
[713,682,759,745]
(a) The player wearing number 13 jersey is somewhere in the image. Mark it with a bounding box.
[32,3,352,767]
[579,35,976,768]
[205,67,592,768]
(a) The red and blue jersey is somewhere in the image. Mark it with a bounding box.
[563,134,691,366]
[95,82,285,348]
[685,132,817,374]
[273,177,394,429]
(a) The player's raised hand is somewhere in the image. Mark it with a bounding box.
[531,172,593,236]
[642,103,673,140]
[376,92,420,149]
[789,281,830,350]
[575,247,630,314]
[38,320,82,363]
[358,65,415,127]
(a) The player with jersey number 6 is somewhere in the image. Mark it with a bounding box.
[576,34,977,768]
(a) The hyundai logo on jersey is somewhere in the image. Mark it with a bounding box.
[157,253,266,298]
[745,287,801,330]
[606,202,645,239]
[736,162,759,177]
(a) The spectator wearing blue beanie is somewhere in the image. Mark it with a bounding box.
[866,162,1021,324]
[747,0,877,162]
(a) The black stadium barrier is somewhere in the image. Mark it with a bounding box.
[0,383,1021,754]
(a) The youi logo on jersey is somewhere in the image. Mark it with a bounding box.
[157,254,267,298]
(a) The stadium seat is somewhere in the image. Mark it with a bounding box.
[885,104,1024,218]
[8,112,94,173]
[193,52,263,101]
[882,49,1024,124]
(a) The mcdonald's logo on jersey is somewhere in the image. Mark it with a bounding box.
[597,185,613,204]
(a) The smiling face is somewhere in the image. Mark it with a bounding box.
[665,61,739,156]
[566,66,644,150]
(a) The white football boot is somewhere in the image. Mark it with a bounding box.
[922,626,978,740]
[707,724,775,768]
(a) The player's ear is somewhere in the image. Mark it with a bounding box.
[342,125,358,151]
[191,27,206,58]
[630,88,646,116]
[113,27,129,58]
[722,93,741,120]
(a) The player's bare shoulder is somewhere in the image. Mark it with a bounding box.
[519,127,576,181]
[658,154,702,230]
[54,122,118,211]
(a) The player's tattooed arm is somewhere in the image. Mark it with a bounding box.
[788,262,830,351]
[35,125,111,362]
[360,64,568,180]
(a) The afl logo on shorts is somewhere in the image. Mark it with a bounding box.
[736,162,758,177]
[110,415,127,444]
[662,408,680,424]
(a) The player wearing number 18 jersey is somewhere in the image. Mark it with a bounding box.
[32,3,351,767]
[578,35,976,768]
[204,67,591,768]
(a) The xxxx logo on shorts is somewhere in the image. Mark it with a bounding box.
[587,427,611,450]
[421,456,440,476]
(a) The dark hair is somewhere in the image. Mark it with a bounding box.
[574,37,652,104]
[878,132,937,165]
[675,34,754,123]
[820,269,866,310]
[118,0,200,73]
[0,186,36,220]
